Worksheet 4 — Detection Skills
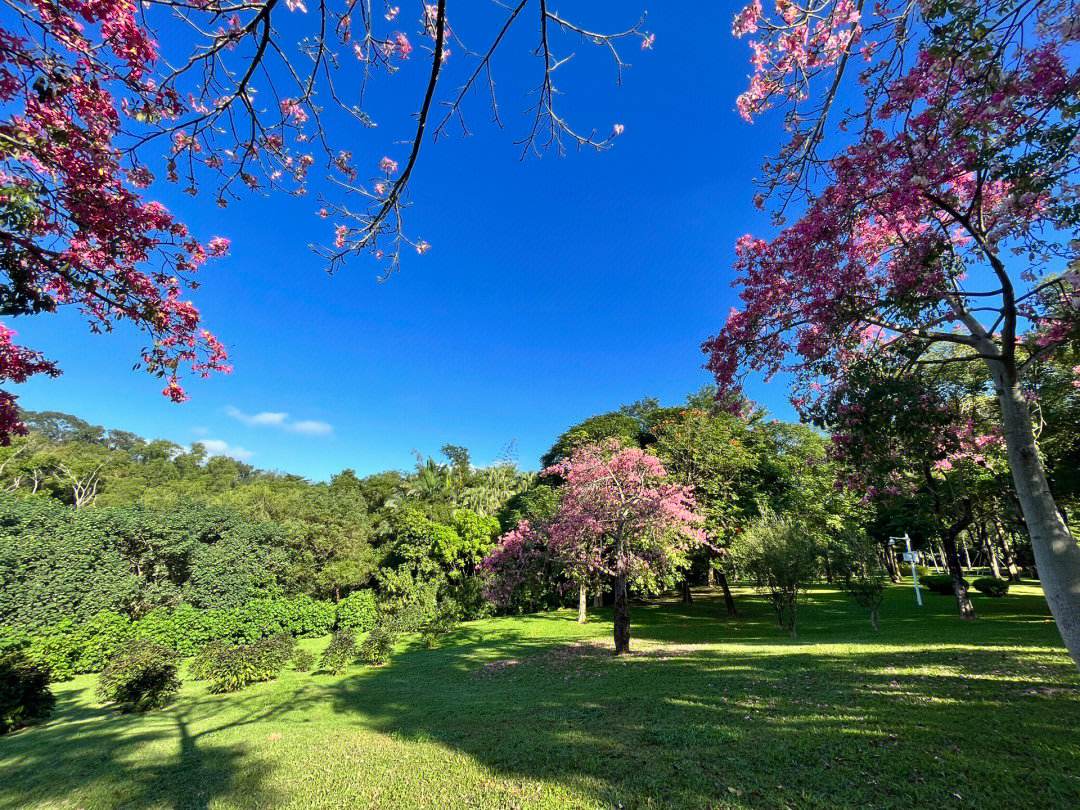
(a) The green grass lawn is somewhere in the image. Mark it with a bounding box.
[2,582,1079,809]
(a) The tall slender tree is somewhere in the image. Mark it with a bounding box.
[709,0,1080,667]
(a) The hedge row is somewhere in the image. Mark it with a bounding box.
[1,590,378,680]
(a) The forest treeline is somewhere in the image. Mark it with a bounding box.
[1,370,1076,676]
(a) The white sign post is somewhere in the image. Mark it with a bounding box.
[891,533,922,606]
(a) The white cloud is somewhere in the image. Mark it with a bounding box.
[225,406,333,437]
[197,438,255,461]
[191,426,210,437]
[289,419,333,436]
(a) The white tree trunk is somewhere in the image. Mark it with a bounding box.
[577,582,587,624]
[993,367,1080,670]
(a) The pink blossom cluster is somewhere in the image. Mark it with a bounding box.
[482,441,706,604]
[732,0,865,121]
[706,38,1080,406]
[0,0,232,438]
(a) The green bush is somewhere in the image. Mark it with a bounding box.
[256,633,296,671]
[25,623,80,681]
[0,627,31,656]
[336,590,377,632]
[973,577,1010,597]
[200,635,293,693]
[188,641,230,681]
[73,611,134,672]
[420,603,461,649]
[320,630,358,675]
[135,604,223,656]
[921,574,965,595]
[96,639,180,713]
[229,596,335,643]
[291,649,315,672]
[0,651,55,734]
[360,625,397,666]
[914,565,934,578]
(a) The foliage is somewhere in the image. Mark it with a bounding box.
[922,575,966,596]
[290,649,316,673]
[3,587,1078,808]
[319,631,358,675]
[200,635,294,694]
[973,578,1011,598]
[714,0,1080,663]
[841,533,888,631]
[188,641,230,682]
[541,412,645,469]
[0,651,54,734]
[732,515,820,638]
[360,625,397,666]
[336,589,378,632]
[96,640,180,713]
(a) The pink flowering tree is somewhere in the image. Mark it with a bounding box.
[485,440,705,654]
[708,1,1080,666]
[1,2,652,440]
[809,353,1011,618]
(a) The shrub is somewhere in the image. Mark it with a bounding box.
[973,577,1010,597]
[360,624,397,666]
[188,641,230,681]
[97,639,180,712]
[0,651,55,734]
[73,611,134,673]
[290,649,315,672]
[135,604,223,656]
[842,533,887,631]
[229,596,335,643]
[0,627,32,656]
[922,574,964,596]
[731,515,820,638]
[25,623,80,681]
[255,633,296,671]
[320,630,358,674]
[336,590,377,632]
[914,564,934,578]
[202,637,292,694]
[420,603,461,649]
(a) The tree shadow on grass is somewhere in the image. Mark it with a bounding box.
[326,588,1080,808]
[0,682,315,809]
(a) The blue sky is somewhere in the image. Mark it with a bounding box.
[10,2,795,479]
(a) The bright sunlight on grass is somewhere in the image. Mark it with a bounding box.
[2,582,1078,809]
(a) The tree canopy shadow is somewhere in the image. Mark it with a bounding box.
[0,681,318,809]
[325,587,1080,808]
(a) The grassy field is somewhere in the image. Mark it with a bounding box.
[2,582,1079,809]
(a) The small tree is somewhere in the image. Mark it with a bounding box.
[840,533,888,632]
[732,515,819,638]
[485,441,706,654]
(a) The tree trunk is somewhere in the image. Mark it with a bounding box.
[942,533,976,620]
[995,520,1023,582]
[592,590,603,608]
[961,536,973,570]
[717,570,738,618]
[870,606,880,632]
[613,575,630,654]
[707,565,716,587]
[680,577,693,604]
[884,544,901,583]
[577,582,587,624]
[941,506,976,621]
[993,368,1080,670]
[983,523,1002,580]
